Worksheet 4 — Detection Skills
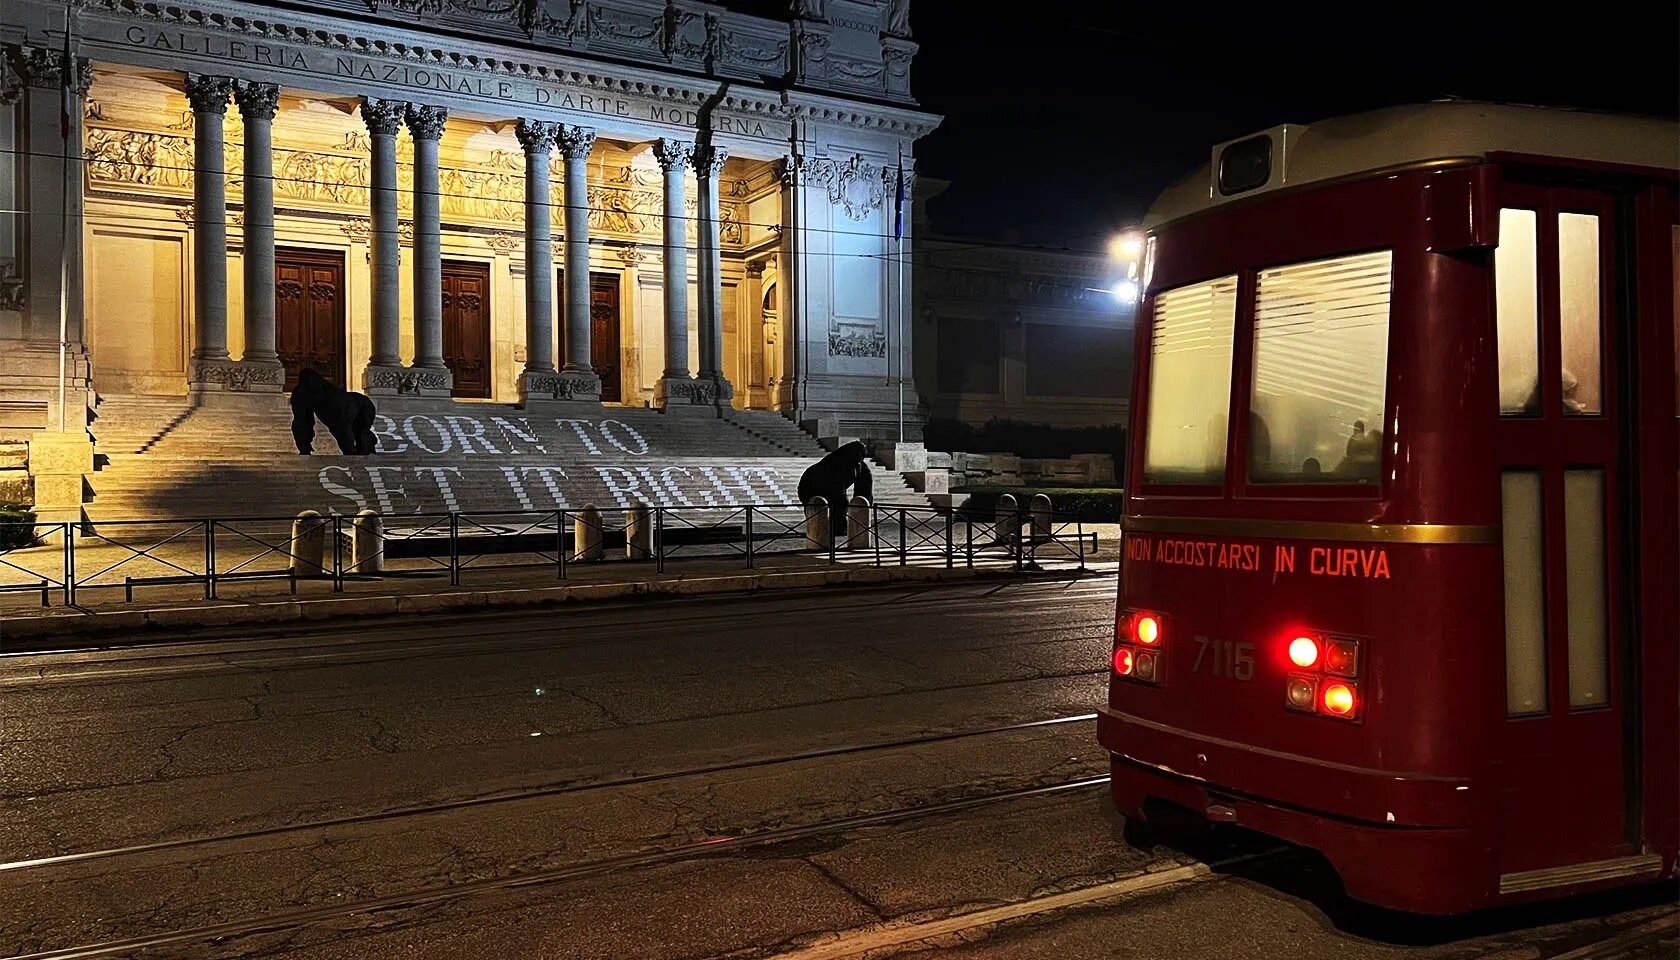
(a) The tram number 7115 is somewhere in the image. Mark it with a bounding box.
[1193,635,1255,681]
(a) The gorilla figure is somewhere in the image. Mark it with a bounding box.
[797,440,872,534]
[290,368,378,456]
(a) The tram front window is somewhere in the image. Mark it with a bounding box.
[1248,250,1393,484]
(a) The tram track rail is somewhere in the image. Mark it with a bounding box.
[0,712,1100,874]
[8,774,1120,960]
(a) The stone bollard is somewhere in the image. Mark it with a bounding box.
[1029,493,1054,551]
[993,493,1019,546]
[804,496,831,551]
[625,503,652,560]
[350,509,384,574]
[846,496,872,551]
[574,504,604,561]
[290,510,326,577]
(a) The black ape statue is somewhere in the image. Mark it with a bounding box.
[290,368,378,456]
[797,440,872,534]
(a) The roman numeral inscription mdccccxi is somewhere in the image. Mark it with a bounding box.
[314,415,799,516]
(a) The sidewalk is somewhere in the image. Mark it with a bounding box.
[0,528,1121,649]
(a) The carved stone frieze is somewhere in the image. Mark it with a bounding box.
[829,56,884,83]
[827,154,887,221]
[526,0,587,39]
[484,233,520,254]
[655,377,719,406]
[188,359,286,393]
[524,370,603,401]
[366,366,453,394]
[590,5,662,53]
[828,326,887,358]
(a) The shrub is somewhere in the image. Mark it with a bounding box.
[924,416,1127,471]
[0,504,38,550]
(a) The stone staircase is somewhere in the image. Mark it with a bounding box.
[83,395,927,523]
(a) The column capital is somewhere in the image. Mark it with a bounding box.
[514,117,559,154]
[232,80,280,120]
[183,74,234,115]
[360,97,407,136]
[555,124,597,160]
[404,103,449,141]
[9,46,92,96]
[695,143,729,177]
[653,138,693,172]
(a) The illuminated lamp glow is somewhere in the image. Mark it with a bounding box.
[1288,636,1320,669]
[1135,615,1161,645]
[1321,682,1357,717]
[1111,280,1140,305]
[1113,646,1135,676]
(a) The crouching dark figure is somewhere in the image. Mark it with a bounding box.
[291,368,378,456]
[797,440,872,535]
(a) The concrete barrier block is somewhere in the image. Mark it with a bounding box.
[875,442,927,471]
[904,470,950,495]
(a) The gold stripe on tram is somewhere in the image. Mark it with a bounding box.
[1119,516,1500,545]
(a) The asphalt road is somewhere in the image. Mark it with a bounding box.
[0,579,1672,959]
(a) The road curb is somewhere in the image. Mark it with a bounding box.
[0,564,1092,645]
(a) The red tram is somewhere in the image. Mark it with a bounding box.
[1098,102,1679,914]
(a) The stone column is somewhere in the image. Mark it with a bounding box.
[652,138,696,408]
[553,124,602,400]
[360,97,406,394]
[403,103,452,396]
[694,142,734,407]
[11,46,92,343]
[514,118,559,404]
[231,80,284,392]
[184,74,235,391]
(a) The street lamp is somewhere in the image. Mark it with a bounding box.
[1107,229,1145,306]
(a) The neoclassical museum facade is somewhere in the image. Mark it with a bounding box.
[0,0,934,435]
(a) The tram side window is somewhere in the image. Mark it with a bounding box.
[1248,250,1392,484]
[1496,209,1542,414]
[1142,275,1238,484]
[1557,212,1603,416]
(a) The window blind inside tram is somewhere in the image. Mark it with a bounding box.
[1249,250,1392,484]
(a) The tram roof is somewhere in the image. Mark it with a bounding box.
[1146,101,1680,228]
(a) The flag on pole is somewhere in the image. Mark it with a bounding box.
[892,145,906,241]
[60,7,75,141]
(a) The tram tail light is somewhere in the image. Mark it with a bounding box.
[1325,638,1361,677]
[1281,629,1365,721]
[1321,681,1359,719]
[1285,674,1318,712]
[1113,646,1135,676]
[1114,609,1165,685]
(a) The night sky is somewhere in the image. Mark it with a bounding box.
[906,4,1680,249]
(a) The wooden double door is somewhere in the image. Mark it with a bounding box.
[275,247,346,391]
[559,269,623,403]
[443,260,492,399]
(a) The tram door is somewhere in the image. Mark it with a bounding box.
[1493,187,1633,876]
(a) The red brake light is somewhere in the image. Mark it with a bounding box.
[1321,681,1358,717]
[1135,615,1161,646]
[1325,638,1360,677]
[1113,646,1135,676]
[1288,636,1320,669]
